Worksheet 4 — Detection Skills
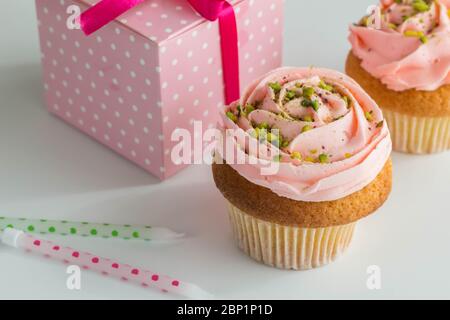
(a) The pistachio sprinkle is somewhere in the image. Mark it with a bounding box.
[365,110,374,122]
[318,80,333,92]
[291,151,302,160]
[268,82,282,94]
[284,90,297,102]
[388,23,398,30]
[412,0,430,13]
[226,111,237,122]
[302,86,315,99]
[404,30,428,43]
[302,125,313,133]
[244,103,255,115]
[318,153,330,164]
[281,140,290,148]
[301,99,319,111]
[304,156,316,163]
[343,96,350,107]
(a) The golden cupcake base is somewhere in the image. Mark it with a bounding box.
[383,109,450,154]
[345,52,450,154]
[228,202,356,270]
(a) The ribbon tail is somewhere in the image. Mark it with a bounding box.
[218,2,240,104]
[80,0,145,35]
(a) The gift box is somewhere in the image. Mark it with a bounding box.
[35,0,284,179]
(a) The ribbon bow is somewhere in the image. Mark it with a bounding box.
[80,0,240,104]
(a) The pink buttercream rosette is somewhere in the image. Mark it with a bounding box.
[215,67,392,202]
[349,0,450,91]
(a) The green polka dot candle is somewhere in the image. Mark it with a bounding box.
[0,216,183,242]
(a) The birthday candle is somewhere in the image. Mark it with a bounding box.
[1,228,212,299]
[0,216,183,241]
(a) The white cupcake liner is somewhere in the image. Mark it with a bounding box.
[383,109,450,154]
[228,202,356,270]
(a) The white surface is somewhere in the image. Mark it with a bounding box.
[0,0,449,300]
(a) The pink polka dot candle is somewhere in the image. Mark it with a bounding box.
[1,228,212,299]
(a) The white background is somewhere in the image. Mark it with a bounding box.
[0,0,449,300]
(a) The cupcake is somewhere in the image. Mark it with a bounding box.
[347,0,450,154]
[212,67,392,270]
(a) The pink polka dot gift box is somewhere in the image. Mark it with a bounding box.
[35,0,284,179]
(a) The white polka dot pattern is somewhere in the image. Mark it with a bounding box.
[36,0,284,179]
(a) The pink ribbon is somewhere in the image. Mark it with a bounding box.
[80,0,240,104]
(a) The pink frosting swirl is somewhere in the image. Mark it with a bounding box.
[349,0,450,91]
[216,67,392,202]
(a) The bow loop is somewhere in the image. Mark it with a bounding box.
[187,0,225,21]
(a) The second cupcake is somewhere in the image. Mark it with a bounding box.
[212,67,392,270]
[347,0,450,154]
